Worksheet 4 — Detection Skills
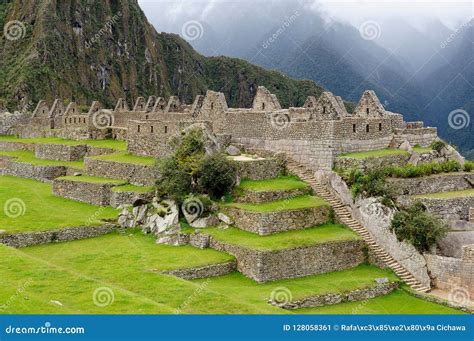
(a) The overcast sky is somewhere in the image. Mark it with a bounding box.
[139,0,473,32]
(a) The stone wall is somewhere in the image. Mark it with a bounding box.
[224,206,331,235]
[161,261,237,280]
[208,237,366,282]
[1,161,67,182]
[84,157,158,186]
[388,172,474,196]
[234,187,311,203]
[35,143,88,161]
[274,282,399,309]
[53,178,121,205]
[410,196,474,221]
[395,128,438,147]
[0,141,35,151]
[0,224,116,248]
[334,153,410,171]
[425,245,473,299]
[232,157,286,180]
[110,189,155,208]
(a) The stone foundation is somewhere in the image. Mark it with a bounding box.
[409,196,474,221]
[161,261,237,280]
[0,224,116,248]
[84,157,158,186]
[225,206,331,235]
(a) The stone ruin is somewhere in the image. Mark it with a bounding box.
[6,86,437,171]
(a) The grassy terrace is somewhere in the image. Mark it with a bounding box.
[224,195,328,213]
[414,188,474,199]
[1,232,461,314]
[193,265,398,302]
[338,148,409,159]
[90,152,156,166]
[0,135,126,151]
[198,224,360,251]
[57,175,127,185]
[112,184,155,193]
[0,176,117,233]
[238,175,310,192]
[0,150,84,169]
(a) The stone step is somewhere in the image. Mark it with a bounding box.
[286,160,431,293]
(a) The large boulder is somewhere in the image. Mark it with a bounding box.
[440,145,465,167]
[180,123,222,156]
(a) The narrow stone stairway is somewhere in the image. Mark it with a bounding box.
[287,160,431,293]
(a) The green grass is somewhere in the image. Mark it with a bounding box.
[413,146,432,153]
[224,195,328,213]
[0,176,118,233]
[57,175,127,185]
[238,175,310,192]
[297,289,464,314]
[0,150,84,169]
[201,224,360,251]
[192,265,398,302]
[413,189,474,199]
[111,184,155,193]
[0,231,462,314]
[90,152,156,166]
[339,148,409,159]
[0,135,126,151]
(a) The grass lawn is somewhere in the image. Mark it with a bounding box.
[0,176,118,233]
[238,175,310,192]
[200,224,360,251]
[414,189,474,199]
[90,152,156,166]
[224,195,329,213]
[0,150,84,169]
[112,184,155,193]
[0,232,462,314]
[297,289,464,314]
[0,135,126,151]
[339,148,409,159]
[57,175,127,185]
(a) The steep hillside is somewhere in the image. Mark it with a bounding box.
[0,0,324,111]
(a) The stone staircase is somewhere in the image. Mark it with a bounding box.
[287,160,431,293]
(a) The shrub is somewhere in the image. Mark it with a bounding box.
[464,160,474,172]
[430,140,447,153]
[391,202,448,253]
[155,157,192,202]
[384,160,461,178]
[196,154,237,199]
[172,128,205,176]
[347,168,396,206]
